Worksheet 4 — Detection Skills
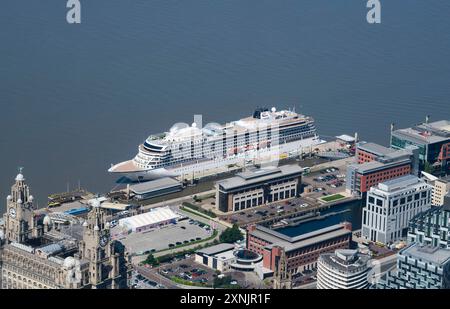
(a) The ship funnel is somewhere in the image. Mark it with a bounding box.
[425,115,430,124]
[390,123,395,132]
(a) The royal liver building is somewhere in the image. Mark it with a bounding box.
[0,171,130,289]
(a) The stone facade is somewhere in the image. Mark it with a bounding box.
[0,171,130,289]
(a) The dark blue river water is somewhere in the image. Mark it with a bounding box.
[1,1,450,209]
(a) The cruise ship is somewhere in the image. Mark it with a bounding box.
[109,107,322,181]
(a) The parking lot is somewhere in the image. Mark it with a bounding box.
[157,256,248,288]
[114,220,212,255]
[159,257,215,286]
[220,197,319,226]
[302,166,347,196]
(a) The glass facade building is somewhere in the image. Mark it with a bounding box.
[390,120,450,176]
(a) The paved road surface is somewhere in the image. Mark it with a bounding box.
[134,265,180,289]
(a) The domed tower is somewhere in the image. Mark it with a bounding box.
[78,200,128,289]
[2,169,41,244]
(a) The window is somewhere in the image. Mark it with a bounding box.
[369,196,375,204]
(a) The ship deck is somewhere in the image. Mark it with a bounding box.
[110,160,144,173]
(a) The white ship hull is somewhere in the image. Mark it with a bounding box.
[115,137,323,182]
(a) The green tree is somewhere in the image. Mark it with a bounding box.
[219,224,244,243]
[145,254,159,266]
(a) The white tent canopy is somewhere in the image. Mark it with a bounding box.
[119,206,180,232]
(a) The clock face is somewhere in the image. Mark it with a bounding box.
[9,207,16,218]
[100,235,109,247]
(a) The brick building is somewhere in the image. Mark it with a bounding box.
[346,142,419,196]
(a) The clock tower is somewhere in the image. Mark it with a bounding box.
[2,169,41,244]
[78,200,129,289]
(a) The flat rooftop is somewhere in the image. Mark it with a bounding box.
[197,243,235,256]
[130,177,182,194]
[377,175,424,192]
[320,249,371,274]
[352,157,411,174]
[217,164,303,191]
[402,243,450,266]
[250,223,351,253]
[357,142,394,157]
[392,120,450,145]
[336,134,356,143]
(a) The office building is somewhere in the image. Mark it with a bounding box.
[376,243,450,289]
[215,165,302,213]
[421,171,450,206]
[346,142,419,196]
[390,119,450,176]
[361,175,432,245]
[195,243,236,272]
[247,222,352,274]
[317,249,371,289]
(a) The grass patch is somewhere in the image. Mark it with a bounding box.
[321,194,345,202]
[181,202,217,218]
[171,276,209,287]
